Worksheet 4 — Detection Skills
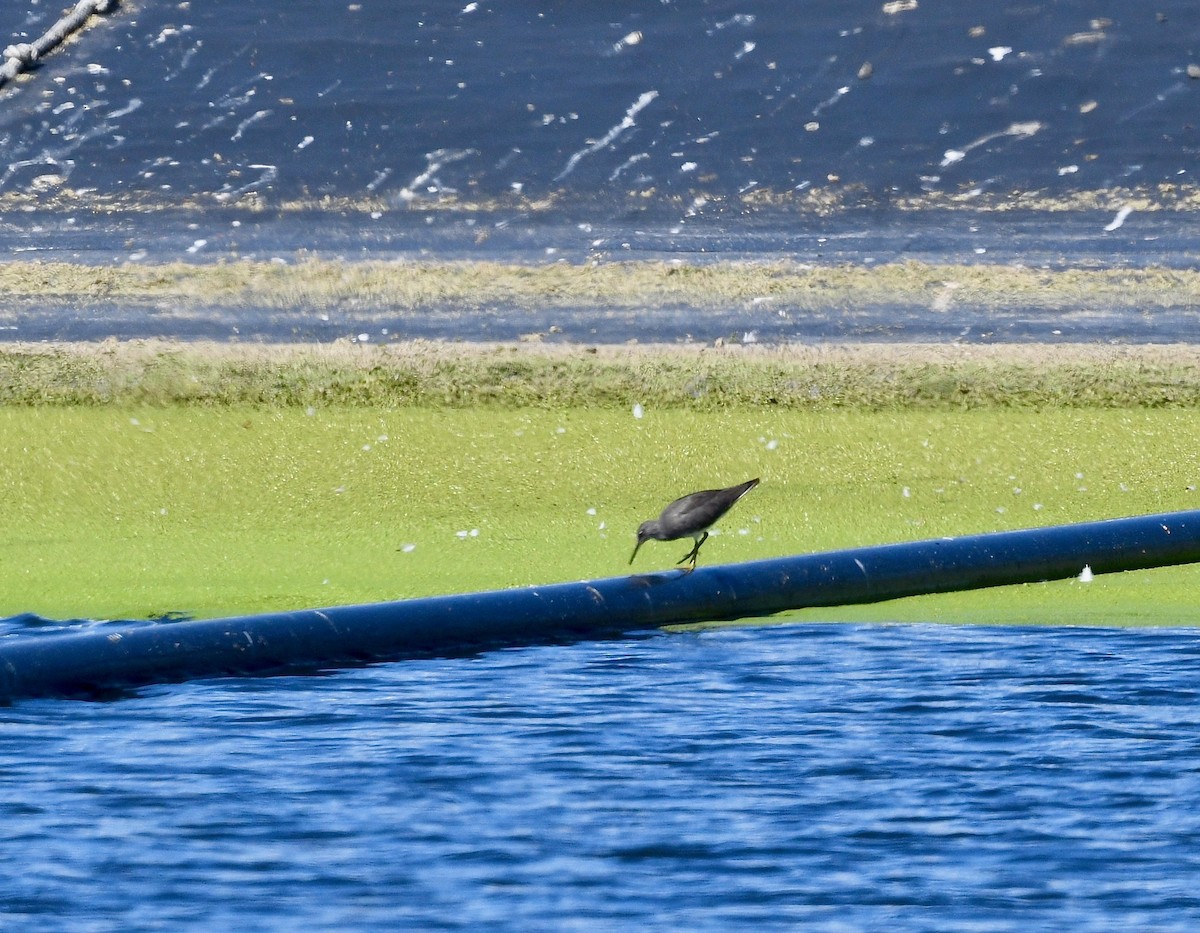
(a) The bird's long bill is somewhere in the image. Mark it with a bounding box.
[629,538,643,565]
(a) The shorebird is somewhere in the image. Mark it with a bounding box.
[629,478,760,572]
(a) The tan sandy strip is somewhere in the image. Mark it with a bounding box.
[9,338,1200,367]
[2,260,1199,311]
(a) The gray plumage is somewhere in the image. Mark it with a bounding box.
[629,478,760,572]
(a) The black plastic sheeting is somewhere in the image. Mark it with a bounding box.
[1,0,1198,263]
[4,508,1200,702]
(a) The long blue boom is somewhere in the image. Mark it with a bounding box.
[4,509,1200,701]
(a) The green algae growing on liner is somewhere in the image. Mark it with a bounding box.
[6,341,1200,409]
[1,406,1199,623]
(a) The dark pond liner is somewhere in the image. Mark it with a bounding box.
[3,509,1200,702]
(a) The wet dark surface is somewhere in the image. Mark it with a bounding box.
[2,1,1198,249]
[2,204,1199,267]
[4,295,1199,345]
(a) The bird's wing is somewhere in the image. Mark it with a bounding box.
[667,489,723,525]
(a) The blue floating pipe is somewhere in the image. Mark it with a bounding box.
[4,508,1200,701]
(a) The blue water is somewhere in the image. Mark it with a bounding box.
[4,622,1200,930]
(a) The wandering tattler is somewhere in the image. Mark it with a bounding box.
[629,478,760,572]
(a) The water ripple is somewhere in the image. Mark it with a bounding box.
[3,622,1200,930]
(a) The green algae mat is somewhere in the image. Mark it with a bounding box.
[2,344,1199,625]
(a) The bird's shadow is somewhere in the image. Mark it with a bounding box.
[626,569,695,589]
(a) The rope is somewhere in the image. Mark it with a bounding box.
[1,0,117,90]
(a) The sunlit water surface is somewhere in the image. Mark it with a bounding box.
[4,621,1200,931]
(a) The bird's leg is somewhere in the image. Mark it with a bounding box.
[675,534,700,566]
[676,531,708,572]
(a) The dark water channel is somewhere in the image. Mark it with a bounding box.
[4,621,1200,930]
